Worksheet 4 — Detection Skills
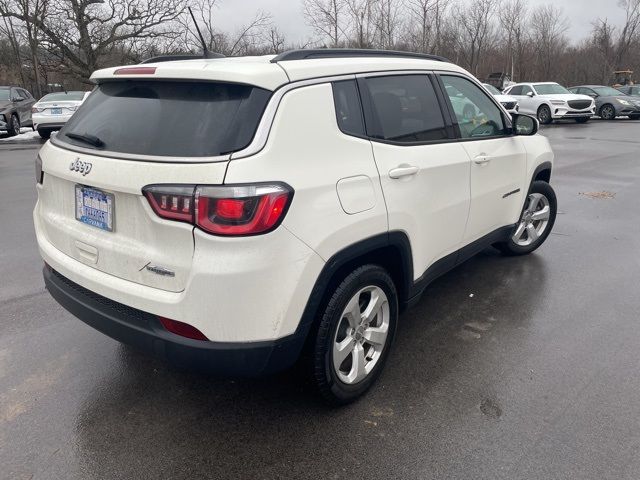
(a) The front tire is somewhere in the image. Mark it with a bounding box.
[7,114,20,137]
[537,105,553,125]
[600,104,616,120]
[630,114,640,120]
[313,265,398,405]
[495,181,557,256]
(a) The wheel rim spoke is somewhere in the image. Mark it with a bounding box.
[526,223,539,241]
[528,194,541,212]
[531,206,550,221]
[349,344,367,384]
[364,326,387,346]
[361,289,385,324]
[333,337,355,372]
[342,295,362,329]
[513,222,527,241]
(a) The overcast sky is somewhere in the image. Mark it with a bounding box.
[211,0,627,44]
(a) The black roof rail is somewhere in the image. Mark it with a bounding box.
[140,52,225,64]
[270,48,450,64]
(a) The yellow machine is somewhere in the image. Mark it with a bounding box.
[613,70,634,87]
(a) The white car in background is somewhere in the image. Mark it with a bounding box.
[503,82,595,124]
[32,91,90,139]
[482,83,519,114]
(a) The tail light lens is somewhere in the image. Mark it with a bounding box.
[143,183,293,236]
[32,107,44,113]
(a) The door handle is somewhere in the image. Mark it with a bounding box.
[473,154,492,165]
[389,165,419,179]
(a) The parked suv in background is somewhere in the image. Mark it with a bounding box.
[569,85,640,120]
[32,91,91,138]
[482,83,519,114]
[0,86,35,136]
[504,82,594,124]
[34,50,556,404]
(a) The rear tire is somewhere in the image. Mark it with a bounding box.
[575,117,590,123]
[7,114,20,137]
[312,264,398,405]
[38,129,51,139]
[630,114,640,120]
[600,104,616,120]
[495,181,557,256]
[537,105,553,125]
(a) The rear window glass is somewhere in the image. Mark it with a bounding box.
[332,80,365,137]
[58,81,270,157]
[41,91,86,102]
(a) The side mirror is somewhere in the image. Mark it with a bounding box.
[512,114,538,136]
[13,96,24,102]
[526,91,534,98]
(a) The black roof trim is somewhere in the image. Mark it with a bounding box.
[140,52,225,64]
[270,49,450,63]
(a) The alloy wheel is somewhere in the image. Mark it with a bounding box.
[512,193,551,247]
[332,285,390,385]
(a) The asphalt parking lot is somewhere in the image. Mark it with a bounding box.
[1,119,640,480]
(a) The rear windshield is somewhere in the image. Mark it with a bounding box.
[41,91,86,102]
[58,81,270,157]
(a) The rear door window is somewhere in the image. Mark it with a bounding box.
[361,74,449,143]
[58,81,270,157]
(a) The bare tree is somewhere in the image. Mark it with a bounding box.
[499,0,527,80]
[615,0,640,68]
[0,0,185,83]
[303,0,347,47]
[530,5,569,79]
[405,0,449,54]
[345,0,375,48]
[374,0,403,50]
[454,0,498,75]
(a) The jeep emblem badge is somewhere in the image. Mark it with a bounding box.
[69,158,92,176]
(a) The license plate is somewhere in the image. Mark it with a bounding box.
[51,108,62,115]
[75,185,114,232]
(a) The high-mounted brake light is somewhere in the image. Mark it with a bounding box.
[142,183,293,236]
[114,67,157,75]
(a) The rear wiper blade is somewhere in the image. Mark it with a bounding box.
[66,132,104,148]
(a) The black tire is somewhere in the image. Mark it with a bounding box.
[313,264,398,405]
[575,117,590,123]
[630,114,640,121]
[537,105,553,125]
[7,114,20,137]
[600,104,616,120]
[495,181,557,256]
[37,129,51,139]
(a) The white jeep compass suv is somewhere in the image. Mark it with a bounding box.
[34,49,556,404]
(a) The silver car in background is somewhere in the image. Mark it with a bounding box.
[32,91,90,139]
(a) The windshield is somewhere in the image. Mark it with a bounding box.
[40,91,86,102]
[58,81,270,157]
[592,86,625,97]
[534,84,571,95]
[483,84,502,95]
[0,89,10,101]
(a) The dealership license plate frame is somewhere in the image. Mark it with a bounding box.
[75,185,114,232]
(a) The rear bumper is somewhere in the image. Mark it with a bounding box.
[44,265,307,376]
[33,113,72,130]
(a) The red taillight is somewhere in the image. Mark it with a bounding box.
[114,67,157,75]
[158,317,209,341]
[143,185,195,223]
[142,183,293,236]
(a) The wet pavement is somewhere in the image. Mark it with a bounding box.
[1,119,639,479]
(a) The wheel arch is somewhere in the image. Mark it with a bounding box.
[292,232,414,359]
[532,162,552,184]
